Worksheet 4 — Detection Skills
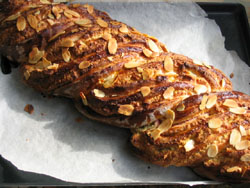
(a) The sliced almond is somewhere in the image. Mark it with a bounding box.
[239,125,247,136]
[103,72,117,88]
[40,0,51,4]
[147,39,159,53]
[124,60,144,69]
[108,38,117,55]
[27,14,38,30]
[60,38,75,47]
[158,119,173,132]
[118,104,134,116]
[150,129,161,140]
[64,9,80,18]
[5,12,20,21]
[48,12,55,19]
[184,139,195,152]
[223,99,238,108]
[143,48,152,57]
[84,4,94,14]
[42,57,51,68]
[49,31,65,42]
[97,18,108,28]
[29,47,45,64]
[163,87,175,99]
[176,103,185,112]
[226,166,242,173]
[194,85,207,94]
[207,144,218,158]
[80,92,88,106]
[140,86,151,97]
[221,79,226,88]
[73,4,81,8]
[199,95,208,110]
[62,48,71,63]
[193,59,203,65]
[24,71,30,80]
[79,61,90,69]
[240,154,250,162]
[93,89,105,98]
[206,95,217,109]
[16,16,26,31]
[165,109,175,121]
[75,18,91,26]
[47,63,59,70]
[229,107,246,115]
[164,56,174,72]
[47,19,55,26]
[235,140,250,150]
[103,32,112,41]
[52,6,62,19]
[119,24,129,33]
[230,129,241,147]
[208,118,222,129]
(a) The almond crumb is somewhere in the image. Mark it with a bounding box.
[24,104,34,114]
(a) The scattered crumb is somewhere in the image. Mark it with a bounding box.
[24,104,34,114]
[148,166,151,169]
[230,73,234,78]
[112,159,115,162]
[75,117,83,123]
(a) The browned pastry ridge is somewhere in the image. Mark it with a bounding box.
[0,0,249,182]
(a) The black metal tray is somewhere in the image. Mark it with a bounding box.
[0,2,250,186]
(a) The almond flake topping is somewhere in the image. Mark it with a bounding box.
[75,18,91,26]
[47,19,55,26]
[158,119,173,133]
[80,92,88,106]
[84,4,94,14]
[184,139,195,152]
[64,9,80,18]
[16,16,26,31]
[103,72,117,88]
[119,24,129,33]
[176,103,185,112]
[79,61,90,69]
[223,99,238,108]
[93,89,105,98]
[199,95,208,110]
[140,86,151,97]
[235,140,250,150]
[143,48,152,57]
[62,48,71,63]
[207,144,218,158]
[150,129,161,140]
[221,79,226,88]
[193,59,203,65]
[40,0,51,4]
[118,104,134,116]
[227,166,242,173]
[194,85,207,94]
[60,38,75,47]
[208,118,222,129]
[5,12,20,21]
[239,125,247,136]
[147,39,159,53]
[206,95,217,109]
[97,18,108,28]
[240,154,250,162]
[29,47,45,64]
[230,129,241,147]
[27,14,38,29]
[229,107,246,115]
[164,56,174,72]
[49,31,65,42]
[163,87,175,99]
[165,109,175,121]
[24,71,30,80]
[52,6,62,19]
[108,38,118,55]
[124,60,144,69]
[103,32,112,41]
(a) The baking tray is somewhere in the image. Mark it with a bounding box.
[0,2,250,186]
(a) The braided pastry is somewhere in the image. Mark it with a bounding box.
[0,0,249,182]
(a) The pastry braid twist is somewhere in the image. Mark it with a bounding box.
[0,0,249,182]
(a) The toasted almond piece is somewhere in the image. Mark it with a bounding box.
[73,4,81,8]
[193,59,203,65]
[240,154,250,162]
[163,87,175,99]
[42,57,52,68]
[5,12,20,21]
[223,99,238,108]
[199,95,208,110]
[207,144,218,157]
[84,4,94,14]
[80,92,88,106]
[107,56,113,61]
[24,71,30,80]
[194,85,207,94]
[49,31,65,42]
[208,118,222,129]
[164,56,174,72]
[147,39,159,53]
[27,14,38,29]
[235,140,250,150]
[16,16,26,31]
[202,61,211,69]
[177,103,185,112]
[239,125,247,136]
[230,129,241,147]
[143,48,152,57]
[103,32,112,41]
[158,119,173,132]
[226,166,242,173]
[47,63,59,70]
[206,95,217,109]
[29,47,45,64]
[47,19,55,26]
[103,72,117,88]
[93,89,105,98]
[60,38,75,47]
[40,0,51,4]
[118,104,134,116]
[229,107,246,115]
[48,12,55,19]
[79,61,90,69]
[62,48,71,63]
[150,129,161,140]
[64,9,80,18]
[97,18,108,28]
[119,24,129,33]
[75,18,91,26]
[184,139,195,152]
[108,38,118,55]
[221,79,226,88]
[124,60,144,69]
[52,6,62,19]
[140,86,151,97]
[165,109,175,121]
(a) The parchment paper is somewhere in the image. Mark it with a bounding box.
[0,1,249,184]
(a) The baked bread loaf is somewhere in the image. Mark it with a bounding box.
[0,0,249,182]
